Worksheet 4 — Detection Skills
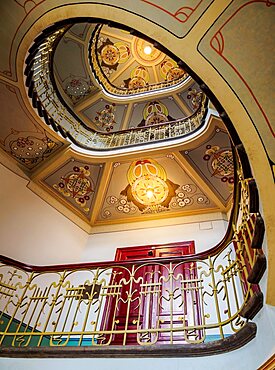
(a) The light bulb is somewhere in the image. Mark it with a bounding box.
[143,45,152,55]
[146,189,154,199]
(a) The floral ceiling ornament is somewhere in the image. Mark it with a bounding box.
[53,165,94,212]
[98,37,130,70]
[138,100,173,127]
[203,145,234,185]
[187,88,202,109]
[95,103,116,132]
[121,159,179,213]
[64,75,91,103]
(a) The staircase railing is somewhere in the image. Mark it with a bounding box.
[0,146,266,357]
[24,24,208,152]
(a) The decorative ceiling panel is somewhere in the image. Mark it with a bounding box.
[129,97,187,129]
[177,81,202,113]
[96,155,217,224]
[43,159,104,220]
[53,27,97,105]
[82,99,126,132]
[0,82,63,170]
[181,127,233,205]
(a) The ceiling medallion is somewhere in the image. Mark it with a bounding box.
[121,159,179,213]
[98,38,130,69]
[132,37,165,66]
[203,146,234,185]
[53,165,94,212]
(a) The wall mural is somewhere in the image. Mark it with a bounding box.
[44,160,104,219]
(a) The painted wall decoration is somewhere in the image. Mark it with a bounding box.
[64,75,92,104]
[121,159,179,213]
[177,81,202,112]
[102,196,138,219]
[0,0,213,81]
[98,37,131,71]
[44,160,104,219]
[171,183,210,210]
[198,0,275,166]
[140,0,214,38]
[203,146,234,185]
[94,103,117,132]
[53,30,97,105]
[182,127,233,205]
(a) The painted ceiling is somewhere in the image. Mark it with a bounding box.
[53,23,199,134]
[32,115,232,231]
[0,17,234,233]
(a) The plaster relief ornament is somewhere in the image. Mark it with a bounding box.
[203,145,234,185]
[121,159,179,213]
[1,129,57,169]
[53,165,94,212]
[94,103,116,132]
[64,75,91,103]
[160,59,186,81]
[98,38,130,71]
[138,100,174,127]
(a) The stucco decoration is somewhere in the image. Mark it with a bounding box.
[121,159,179,213]
[98,155,216,222]
[182,127,233,205]
[44,159,104,219]
[0,82,62,170]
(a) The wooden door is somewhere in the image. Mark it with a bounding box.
[100,242,201,345]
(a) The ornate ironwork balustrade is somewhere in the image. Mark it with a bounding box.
[0,148,266,356]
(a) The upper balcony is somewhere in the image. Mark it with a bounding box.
[25,22,210,155]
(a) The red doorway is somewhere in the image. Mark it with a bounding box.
[100,241,201,345]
